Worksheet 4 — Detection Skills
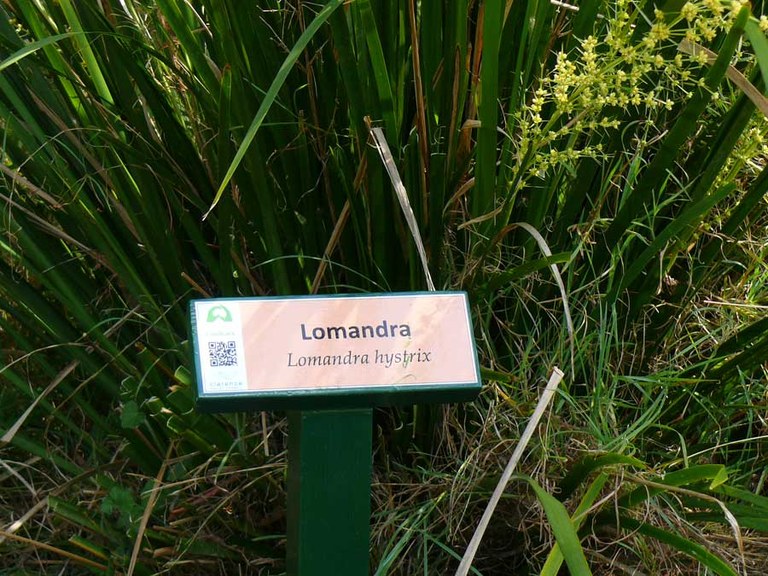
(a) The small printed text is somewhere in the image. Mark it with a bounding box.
[286,348,432,369]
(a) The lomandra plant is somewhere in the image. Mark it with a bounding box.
[458,0,768,572]
[1,0,768,574]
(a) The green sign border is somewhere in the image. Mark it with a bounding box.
[190,291,482,412]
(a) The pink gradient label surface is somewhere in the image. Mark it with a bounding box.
[194,294,478,393]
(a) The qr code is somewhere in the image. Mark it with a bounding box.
[208,341,238,367]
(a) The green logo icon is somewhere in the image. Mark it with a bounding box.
[207,305,233,322]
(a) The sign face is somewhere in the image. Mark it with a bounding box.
[190,292,481,411]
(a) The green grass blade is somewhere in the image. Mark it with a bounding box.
[473,0,505,219]
[560,454,647,499]
[356,0,397,138]
[154,0,219,94]
[483,252,571,294]
[0,32,77,72]
[6,0,86,117]
[744,19,768,91]
[617,516,738,576]
[518,474,592,576]
[619,465,727,509]
[57,0,113,104]
[540,472,609,576]
[205,0,345,219]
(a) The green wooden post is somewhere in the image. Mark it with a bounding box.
[287,409,373,575]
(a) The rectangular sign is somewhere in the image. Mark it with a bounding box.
[190,292,481,411]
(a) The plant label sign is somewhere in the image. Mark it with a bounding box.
[190,292,481,411]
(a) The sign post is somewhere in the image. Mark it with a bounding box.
[190,292,481,574]
[287,409,372,574]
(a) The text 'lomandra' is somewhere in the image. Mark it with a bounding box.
[300,320,411,340]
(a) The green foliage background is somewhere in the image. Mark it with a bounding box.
[1,0,768,573]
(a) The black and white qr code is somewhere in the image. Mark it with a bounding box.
[208,341,238,367]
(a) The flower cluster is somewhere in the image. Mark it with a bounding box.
[512,0,755,181]
[716,118,768,187]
